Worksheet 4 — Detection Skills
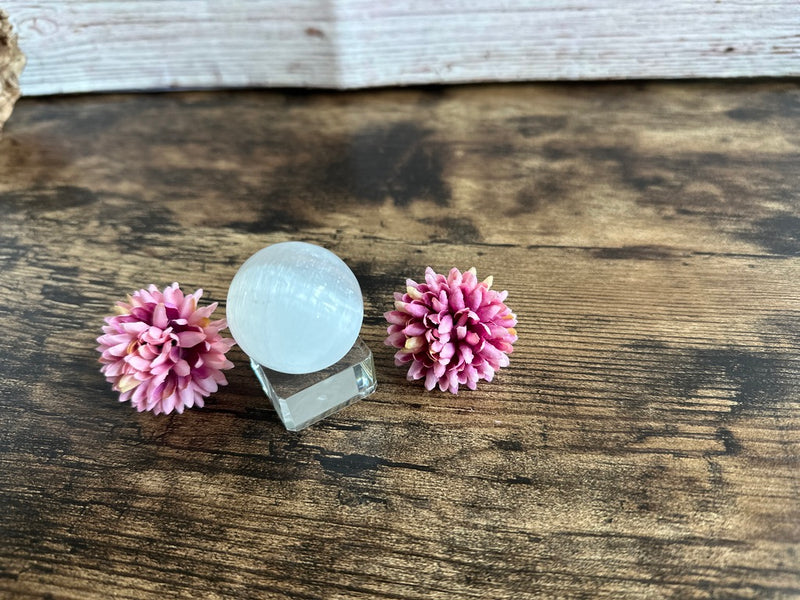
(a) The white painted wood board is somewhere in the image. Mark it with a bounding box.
[5,0,800,96]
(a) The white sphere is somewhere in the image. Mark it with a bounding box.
[226,242,364,374]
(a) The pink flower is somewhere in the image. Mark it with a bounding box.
[97,283,235,415]
[385,267,517,393]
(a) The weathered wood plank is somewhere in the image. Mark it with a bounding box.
[0,82,798,599]
[3,1,800,96]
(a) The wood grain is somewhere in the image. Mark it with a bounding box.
[4,0,800,96]
[0,81,799,599]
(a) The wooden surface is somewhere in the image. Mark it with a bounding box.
[1,81,799,599]
[5,0,800,96]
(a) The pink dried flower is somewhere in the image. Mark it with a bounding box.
[97,283,235,415]
[385,267,517,393]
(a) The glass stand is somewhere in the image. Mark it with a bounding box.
[250,337,377,431]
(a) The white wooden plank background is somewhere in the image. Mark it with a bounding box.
[5,0,800,95]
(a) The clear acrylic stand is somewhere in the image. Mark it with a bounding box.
[250,337,377,431]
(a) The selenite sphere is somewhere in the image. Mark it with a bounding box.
[226,242,364,374]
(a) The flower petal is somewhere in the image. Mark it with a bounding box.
[408,361,426,380]
[152,303,169,329]
[177,330,206,348]
[404,336,425,353]
[403,322,427,336]
[384,311,408,326]
[385,331,406,347]
[174,360,191,376]
[439,342,456,361]
[403,302,429,319]
[424,370,439,391]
